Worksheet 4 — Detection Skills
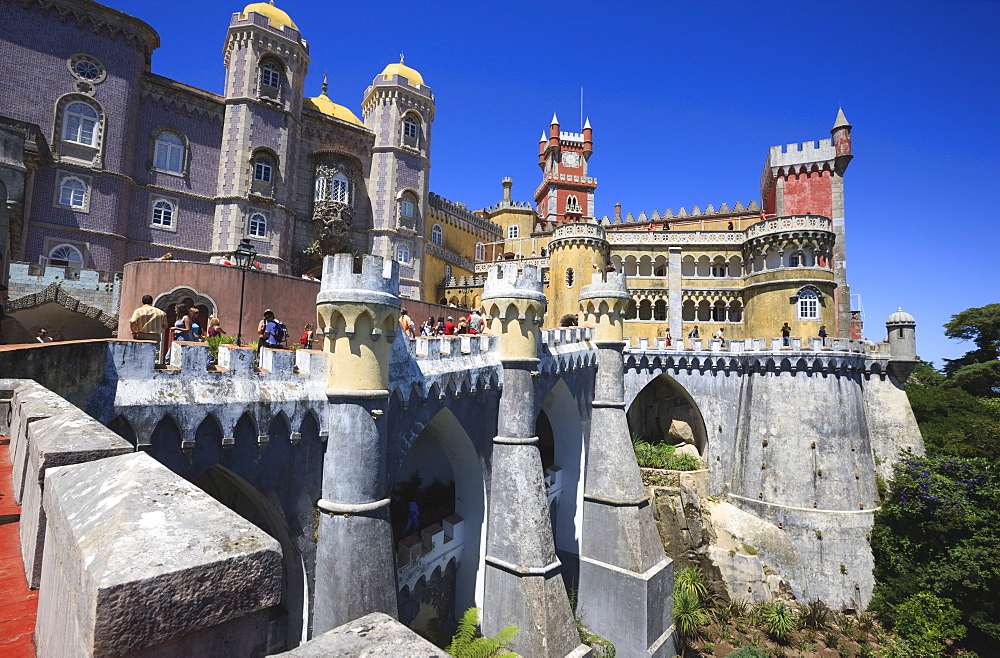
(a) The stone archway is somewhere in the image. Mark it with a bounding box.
[627,373,709,457]
[153,286,218,318]
[392,408,486,637]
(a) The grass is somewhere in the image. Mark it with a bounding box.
[632,438,702,470]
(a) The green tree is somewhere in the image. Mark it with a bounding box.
[893,592,966,656]
[942,303,1000,396]
[871,456,1000,642]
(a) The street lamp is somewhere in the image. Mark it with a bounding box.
[231,238,257,346]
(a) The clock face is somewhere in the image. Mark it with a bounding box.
[562,152,581,168]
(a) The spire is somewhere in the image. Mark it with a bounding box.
[583,117,592,129]
[832,107,851,130]
[321,73,328,96]
[540,131,547,142]
[550,112,559,126]
[399,52,405,65]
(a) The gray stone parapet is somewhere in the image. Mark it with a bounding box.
[579,271,629,302]
[317,254,400,308]
[36,452,282,657]
[21,408,133,587]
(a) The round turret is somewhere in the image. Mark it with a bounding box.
[886,307,917,380]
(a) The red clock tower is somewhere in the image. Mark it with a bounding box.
[535,114,597,225]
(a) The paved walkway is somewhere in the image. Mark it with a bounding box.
[0,437,38,656]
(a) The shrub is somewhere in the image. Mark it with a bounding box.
[763,602,797,642]
[674,589,709,639]
[675,566,710,603]
[893,592,966,656]
[725,647,768,658]
[800,599,832,630]
[205,333,236,358]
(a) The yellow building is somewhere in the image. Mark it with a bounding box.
[424,193,502,306]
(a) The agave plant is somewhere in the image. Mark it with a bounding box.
[764,602,798,642]
[800,599,832,630]
[674,566,710,603]
[447,607,519,658]
[673,589,709,639]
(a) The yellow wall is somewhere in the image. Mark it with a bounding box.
[424,204,498,303]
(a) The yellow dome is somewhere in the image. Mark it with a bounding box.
[242,2,298,31]
[304,92,364,126]
[381,61,424,86]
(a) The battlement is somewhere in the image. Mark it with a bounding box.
[482,263,545,299]
[579,271,629,300]
[550,221,606,245]
[317,254,400,307]
[429,193,503,235]
[559,131,584,144]
[604,200,760,226]
[481,199,535,213]
[765,139,835,169]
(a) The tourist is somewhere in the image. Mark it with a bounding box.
[688,325,699,339]
[258,309,287,349]
[434,316,445,335]
[35,328,53,343]
[714,327,724,340]
[129,296,167,358]
[300,323,315,349]
[818,325,828,346]
[456,316,468,334]
[605,260,616,273]
[781,322,791,346]
[207,316,226,338]
[188,307,203,342]
[444,316,456,335]
[664,328,672,347]
[398,308,415,338]
[172,304,192,342]
[405,501,420,533]
[468,309,483,334]
[421,317,435,336]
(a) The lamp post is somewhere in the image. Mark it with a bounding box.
[231,238,257,346]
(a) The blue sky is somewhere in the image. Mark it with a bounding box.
[114,0,999,366]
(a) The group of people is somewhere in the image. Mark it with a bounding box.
[398,308,485,339]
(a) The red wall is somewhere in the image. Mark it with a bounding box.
[118,261,322,345]
[781,170,832,217]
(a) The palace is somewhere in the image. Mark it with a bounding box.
[0,2,924,658]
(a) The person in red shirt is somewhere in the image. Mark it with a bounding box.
[444,316,455,335]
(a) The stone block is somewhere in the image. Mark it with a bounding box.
[0,378,29,436]
[36,452,282,657]
[260,346,294,373]
[294,348,326,376]
[273,612,444,657]
[20,411,133,588]
[10,382,78,504]
[170,340,210,372]
[218,343,255,374]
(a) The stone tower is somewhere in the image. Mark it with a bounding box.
[577,271,676,657]
[536,114,597,225]
[480,263,584,657]
[312,254,400,632]
[362,57,435,300]
[759,110,854,337]
[213,2,309,271]
[546,222,609,328]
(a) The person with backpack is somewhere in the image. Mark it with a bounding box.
[258,309,288,349]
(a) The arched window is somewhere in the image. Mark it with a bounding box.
[507,224,519,240]
[248,212,267,238]
[565,267,575,288]
[48,243,83,268]
[153,132,184,173]
[475,242,485,261]
[151,199,174,227]
[789,252,803,267]
[403,117,418,139]
[797,288,819,320]
[253,156,273,183]
[444,264,452,279]
[654,300,667,321]
[711,263,727,277]
[62,101,99,146]
[315,171,351,204]
[400,197,415,218]
[431,223,443,245]
[566,195,581,213]
[260,62,281,89]
[396,242,410,264]
[58,177,87,208]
